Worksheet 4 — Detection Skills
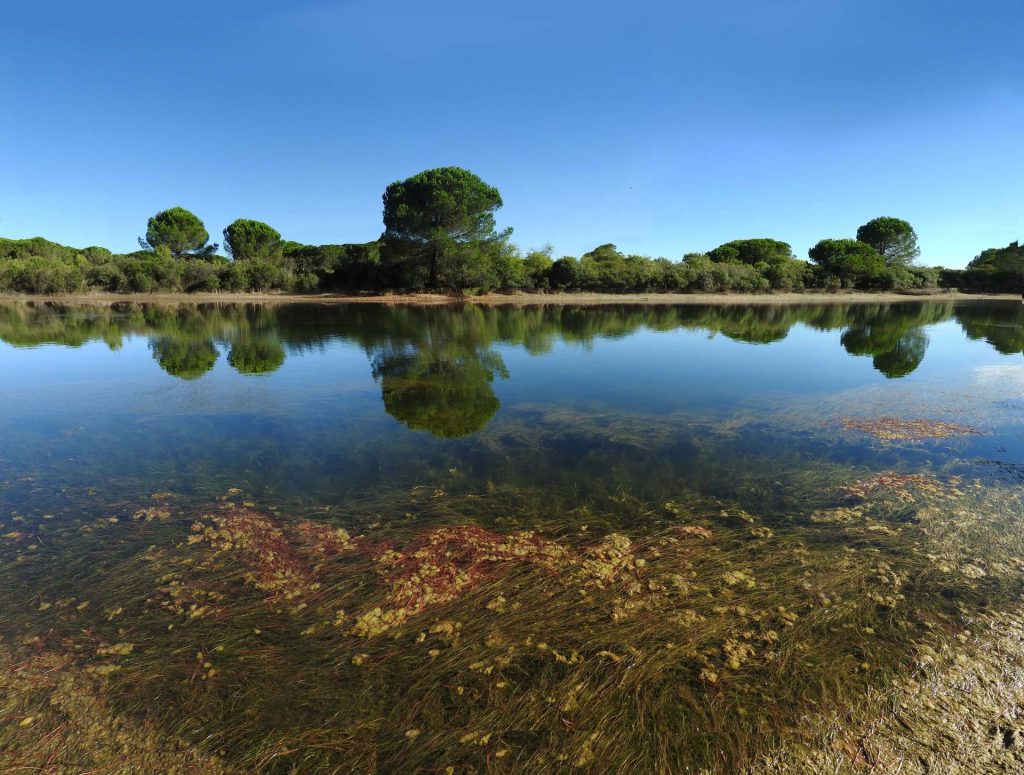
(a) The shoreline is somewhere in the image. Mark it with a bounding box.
[0,290,1017,307]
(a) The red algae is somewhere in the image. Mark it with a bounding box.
[352,526,571,636]
[189,508,318,603]
[293,520,357,561]
[838,472,947,500]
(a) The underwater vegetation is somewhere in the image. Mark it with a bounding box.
[1,299,1022,771]
[840,417,982,442]
[1,463,1023,773]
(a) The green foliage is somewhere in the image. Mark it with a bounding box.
[522,246,554,290]
[0,256,86,294]
[964,242,1023,292]
[0,236,81,262]
[243,262,279,292]
[382,167,511,290]
[808,239,886,287]
[0,184,1004,297]
[856,217,920,267]
[85,263,127,290]
[488,241,528,292]
[282,242,383,291]
[182,261,223,292]
[223,219,283,262]
[116,251,184,292]
[707,238,796,266]
[761,258,812,290]
[219,261,251,292]
[676,254,768,293]
[140,207,217,259]
[547,257,581,290]
[703,240,808,291]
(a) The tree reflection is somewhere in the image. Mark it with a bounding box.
[841,325,928,378]
[839,304,951,378]
[4,299,1022,409]
[227,335,286,375]
[371,344,507,438]
[150,337,219,380]
[956,305,1024,355]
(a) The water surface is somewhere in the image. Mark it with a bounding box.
[0,299,1022,772]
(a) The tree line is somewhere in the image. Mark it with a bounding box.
[0,166,1019,295]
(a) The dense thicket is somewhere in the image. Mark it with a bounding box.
[0,170,1017,295]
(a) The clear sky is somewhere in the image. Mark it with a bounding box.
[1,0,1021,267]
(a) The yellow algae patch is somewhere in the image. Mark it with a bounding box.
[0,646,235,773]
[722,570,756,589]
[578,533,643,589]
[293,520,356,562]
[85,664,122,676]
[134,505,172,522]
[840,416,980,442]
[722,639,756,670]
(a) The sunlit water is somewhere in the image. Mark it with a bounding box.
[0,299,1022,772]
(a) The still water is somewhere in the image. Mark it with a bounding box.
[0,299,1022,772]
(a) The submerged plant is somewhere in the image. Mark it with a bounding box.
[840,416,981,442]
[1,442,1022,772]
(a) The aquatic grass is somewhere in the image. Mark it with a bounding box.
[2,469,1022,772]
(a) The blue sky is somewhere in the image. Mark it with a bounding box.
[1,0,1020,267]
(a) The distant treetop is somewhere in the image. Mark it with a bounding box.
[223,219,283,262]
[707,239,796,266]
[855,217,920,267]
[140,207,217,259]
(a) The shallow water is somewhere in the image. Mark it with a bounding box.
[0,299,1022,772]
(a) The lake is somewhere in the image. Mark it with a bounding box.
[1,299,1022,772]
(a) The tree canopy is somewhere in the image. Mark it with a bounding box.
[855,217,920,267]
[223,219,283,262]
[706,239,796,266]
[382,167,509,289]
[0,175,1014,295]
[808,239,885,284]
[140,207,217,259]
[966,241,1023,292]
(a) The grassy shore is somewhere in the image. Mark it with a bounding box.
[0,290,1018,306]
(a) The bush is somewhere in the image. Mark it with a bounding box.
[182,261,222,292]
[294,272,320,293]
[85,263,126,290]
[0,257,86,294]
[114,253,183,292]
[219,262,250,292]
[245,261,293,292]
